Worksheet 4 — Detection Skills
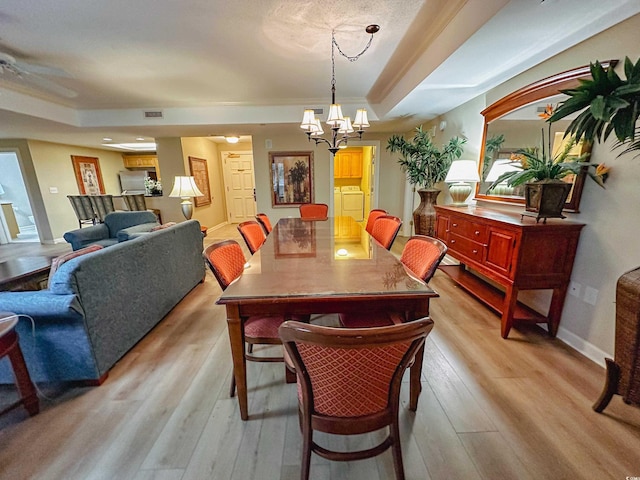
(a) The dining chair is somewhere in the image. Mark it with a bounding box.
[237,220,267,254]
[279,317,434,480]
[255,213,273,234]
[365,208,387,234]
[299,203,328,220]
[370,215,403,250]
[340,235,447,328]
[204,240,307,396]
[89,195,115,223]
[67,195,96,228]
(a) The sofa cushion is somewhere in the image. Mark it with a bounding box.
[104,211,158,236]
[48,245,103,287]
[151,222,177,232]
[117,222,159,242]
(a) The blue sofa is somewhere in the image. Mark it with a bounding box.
[63,210,159,251]
[0,220,204,384]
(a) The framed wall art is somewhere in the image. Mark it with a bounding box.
[188,156,211,207]
[71,155,105,195]
[270,151,314,207]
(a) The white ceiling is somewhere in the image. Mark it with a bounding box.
[0,0,638,152]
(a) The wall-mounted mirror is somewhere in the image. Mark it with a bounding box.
[475,61,616,212]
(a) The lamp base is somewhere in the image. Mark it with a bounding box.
[180,199,194,220]
[449,183,472,206]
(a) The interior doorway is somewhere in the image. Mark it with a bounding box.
[221,151,258,224]
[332,144,378,223]
[0,152,39,244]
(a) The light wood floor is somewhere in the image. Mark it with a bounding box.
[1,225,639,480]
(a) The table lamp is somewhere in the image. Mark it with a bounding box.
[169,176,203,220]
[444,160,480,206]
[485,159,521,195]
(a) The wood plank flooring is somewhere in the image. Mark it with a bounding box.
[0,224,639,480]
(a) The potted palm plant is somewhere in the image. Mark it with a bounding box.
[548,57,640,156]
[387,126,466,235]
[489,104,610,222]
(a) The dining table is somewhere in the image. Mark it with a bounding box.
[216,216,438,420]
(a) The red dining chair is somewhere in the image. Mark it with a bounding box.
[237,220,267,254]
[370,215,403,250]
[365,208,387,234]
[255,213,273,234]
[340,235,447,328]
[299,203,328,220]
[280,318,434,480]
[204,240,293,396]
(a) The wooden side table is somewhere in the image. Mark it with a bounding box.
[0,312,39,416]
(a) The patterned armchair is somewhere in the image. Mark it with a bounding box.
[279,318,434,480]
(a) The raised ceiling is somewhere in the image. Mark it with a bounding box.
[0,0,638,151]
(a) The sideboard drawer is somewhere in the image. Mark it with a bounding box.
[449,217,488,243]
[448,233,485,262]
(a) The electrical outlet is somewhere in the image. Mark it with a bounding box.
[569,281,581,298]
[584,286,599,306]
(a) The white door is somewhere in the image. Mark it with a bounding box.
[222,152,257,223]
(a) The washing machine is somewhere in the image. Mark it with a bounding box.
[334,187,342,216]
[341,186,364,221]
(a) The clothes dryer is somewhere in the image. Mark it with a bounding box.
[334,187,342,216]
[341,186,364,221]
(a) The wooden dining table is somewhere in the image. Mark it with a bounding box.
[216,216,438,420]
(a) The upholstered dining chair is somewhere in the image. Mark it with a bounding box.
[279,318,434,480]
[237,220,267,254]
[370,215,403,250]
[67,195,96,228]
[88,195,116,223]
[255,213,273,234]
[204,240,306,396]
[340,235,447,329]
[299,203,328,220]
[365,208,387,234]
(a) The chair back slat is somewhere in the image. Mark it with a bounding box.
[400,235,448,283]
[123,194,147,211]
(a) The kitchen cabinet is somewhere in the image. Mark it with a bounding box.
[434,205,584,338]
[122,155,161,179]
[334,151,362,178]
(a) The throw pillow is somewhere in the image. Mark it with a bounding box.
[151,222,177,232]
[47,244,103,287]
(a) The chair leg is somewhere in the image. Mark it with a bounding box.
[229,372,236,397]
[593,358,620,413]
[300,420,313,480]
[389,419,406,480]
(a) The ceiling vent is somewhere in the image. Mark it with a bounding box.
[143,110,163,119]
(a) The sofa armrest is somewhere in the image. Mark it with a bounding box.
[117,222,159,242]
[63,224,109,251]
[0,291,83,320]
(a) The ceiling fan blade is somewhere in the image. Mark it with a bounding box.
[16,70,78,98]
[14,59,72,78]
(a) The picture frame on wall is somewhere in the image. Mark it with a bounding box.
[188,156,212,207]
[269,151,314,207]
[71,155,105,195]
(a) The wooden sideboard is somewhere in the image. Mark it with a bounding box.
[434,205,584,338]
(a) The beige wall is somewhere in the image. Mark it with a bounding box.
[437,13,640,361]
[179,137,226,228]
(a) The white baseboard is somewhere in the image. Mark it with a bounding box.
[556,326,610,368]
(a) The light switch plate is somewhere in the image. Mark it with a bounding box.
[584,286,599,306]
[49,187,58,194]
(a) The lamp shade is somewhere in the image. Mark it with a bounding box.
[0,183,4,196]
[169,176,204,198]
[445,160,480,183]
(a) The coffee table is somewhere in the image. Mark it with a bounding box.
[0,256,55,291]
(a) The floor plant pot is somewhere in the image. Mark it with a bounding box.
[413,188,440,236]
[523,180,572,223]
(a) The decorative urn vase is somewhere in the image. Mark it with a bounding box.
[523,180,572,223]
[413,188,440,236]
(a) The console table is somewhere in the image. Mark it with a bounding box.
[434,205,584,338]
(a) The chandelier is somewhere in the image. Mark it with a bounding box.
[300,25,380,154]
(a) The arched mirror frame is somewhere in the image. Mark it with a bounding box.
[475,60,617,210]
